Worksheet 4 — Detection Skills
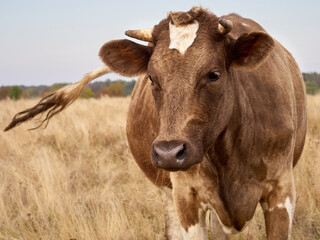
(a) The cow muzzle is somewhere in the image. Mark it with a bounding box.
[151,139,201,171]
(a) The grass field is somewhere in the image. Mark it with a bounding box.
[0,95,319,240]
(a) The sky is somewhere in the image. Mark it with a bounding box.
[0,0,319,86]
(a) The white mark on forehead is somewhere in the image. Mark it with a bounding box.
[169,20,199,55]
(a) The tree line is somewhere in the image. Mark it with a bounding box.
[0,79,136,100]
[303,72,320,95]
[1,73,320,100]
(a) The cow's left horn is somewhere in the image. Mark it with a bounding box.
[125,28,153,42]
[218,19,233,35]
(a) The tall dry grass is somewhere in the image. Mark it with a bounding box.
[0,95,319,240]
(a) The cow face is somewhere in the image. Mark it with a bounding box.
[99,8,274,171]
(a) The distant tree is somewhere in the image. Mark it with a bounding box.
[302,73,320,95]
[21,85,47,98]
[99,87,108,96]
[81,88,94,98]
[305,81,319,95]
[102,82,125,97]
[89,81,108,97]
[10,86,22,100]
[303,72,320,81]
[39,86,51,97]
[21,87,35,98]
[0,86,11,100]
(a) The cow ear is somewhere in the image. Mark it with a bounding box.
[229,31,275,70]
[99,39,152,77]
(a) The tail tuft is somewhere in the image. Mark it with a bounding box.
[4,66,110,131]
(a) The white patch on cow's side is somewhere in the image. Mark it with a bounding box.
[284,197,293,236]
[269,197,292,212]
[169,21,199,55]
[268,196,294,238]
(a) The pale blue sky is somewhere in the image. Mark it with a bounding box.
[0,0,319,86]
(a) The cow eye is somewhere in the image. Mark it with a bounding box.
[147,74,154,86]
[206,71,220,82]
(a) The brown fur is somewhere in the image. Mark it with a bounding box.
[123,8,306,239]
[99,40,152,77]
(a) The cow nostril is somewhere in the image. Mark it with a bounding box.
[176,144,186,160]
[153,147,160,161]
[151,140,192,170]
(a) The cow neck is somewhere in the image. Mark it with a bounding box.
[207,73,252,167]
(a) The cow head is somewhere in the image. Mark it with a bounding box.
[99,7,274,171]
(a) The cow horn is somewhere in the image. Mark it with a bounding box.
[218,19,233,35]
[125,28,153,42]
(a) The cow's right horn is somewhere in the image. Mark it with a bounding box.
[218,19,233,35]
[125,28,153,42]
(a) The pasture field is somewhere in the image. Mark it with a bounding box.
[0,95,319,240]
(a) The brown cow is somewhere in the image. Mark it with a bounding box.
[5,7,306,240]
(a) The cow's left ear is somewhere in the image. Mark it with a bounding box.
[99,39,152,77]
[228,31,275,70]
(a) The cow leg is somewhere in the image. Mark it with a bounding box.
[169,187,209,240]
[161,187,208,240]
[209,211,228,240]
[180,207,208,240]
[160,188,184,240]
[260,172,295,240]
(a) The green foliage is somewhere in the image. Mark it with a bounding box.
[81,88,94,98]
[303,72,320,95]
[9,86,23,100]
[305,81,319,95]
[303,72,320,83]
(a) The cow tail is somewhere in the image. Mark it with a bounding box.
[4,66,111,131]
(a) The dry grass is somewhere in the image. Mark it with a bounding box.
[0,95,319,240]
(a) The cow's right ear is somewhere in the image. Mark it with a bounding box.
[99,39,152,77]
